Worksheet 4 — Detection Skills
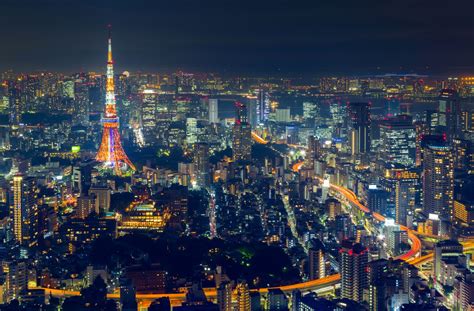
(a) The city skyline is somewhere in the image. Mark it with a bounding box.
[1,2,474,310]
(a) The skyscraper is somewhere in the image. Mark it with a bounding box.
[422,140,454,219]
[367,186,389,216]
[392,171,419,226]
[256,89,270,125]
[96,26,135,175]
[12,175,38,246]
[379,115,416,167]
[208,98,219,124]
[305,136,320,169]
[194,143,210,189]
[140,89,158,145]
[348,102,371,156]
[394,171,418,227]
[308,239,326,280]
[233,102,252,161]
[339,239,369,303]
[437,89,461,142]
[186,118,198,145]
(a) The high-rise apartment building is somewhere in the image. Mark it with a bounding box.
[236,281,251,311]
[194,143,210,189]
[12,175,38,246]
[422,141,454,219]
[217,281,232,311]
[393,170,419,227]
[233,102,252,161]
[339,239,369,303]
[308,239,326,280]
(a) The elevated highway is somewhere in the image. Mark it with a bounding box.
[35,146,453,309]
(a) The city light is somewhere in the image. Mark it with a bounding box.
[0,3,471,310]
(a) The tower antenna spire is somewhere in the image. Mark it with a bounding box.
[107,24,113,64]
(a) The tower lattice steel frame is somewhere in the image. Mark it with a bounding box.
[96,26,135,175]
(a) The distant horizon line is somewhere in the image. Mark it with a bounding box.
[1,69,473,79]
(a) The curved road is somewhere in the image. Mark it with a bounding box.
[35,140,429,307]
[291,161,422,261]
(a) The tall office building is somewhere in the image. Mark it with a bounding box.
[414,121,429,166]
[339,239,369,303]
[194,143,210,189]
[256,89,270,124]
[209,98,219,124]
[367,259,389,311]
[349,102,371,156]
[12,175,38,246]
[422,141,454,219]
[186,118,198,145]
[379,115,416,167]
[437,89,461,142]
[308,239,326,280]
[392,170,419,227]
[141,90,158,145]
[233,102,252,161]
[73,79,90,125]
[236,281,251,311]
[246,96,258,128]
[305,136,320,169]
[367,186,389,215]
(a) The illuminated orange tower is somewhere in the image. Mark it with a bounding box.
[96,26,135,175]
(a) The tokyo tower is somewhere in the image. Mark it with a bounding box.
[96,26,135,175]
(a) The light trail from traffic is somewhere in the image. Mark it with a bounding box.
[289,158,422,261]
[33,139,444,307]
[251,131,268,144]
[328,183,422,261]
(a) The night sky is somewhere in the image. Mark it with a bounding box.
[1,0,474,75]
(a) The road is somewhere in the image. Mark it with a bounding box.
[291,160,422,261]
[282,195,308,253]
[35,140,439,308]
[251,131,268,144]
